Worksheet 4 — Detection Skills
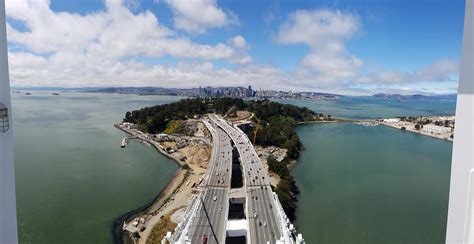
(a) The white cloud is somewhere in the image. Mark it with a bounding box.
[276,9,363,83]
[277,9,360,47]
[275,9,458,93]
[124,0,141,11]
[164,0,236,34]
[5,0,253,88]
[7,50,278,89]
[5,0,245,62]
[356,59,459,84]
[229,35,248,49]
[4,2,459,95]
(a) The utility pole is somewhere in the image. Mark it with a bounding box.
[0,0,19,243]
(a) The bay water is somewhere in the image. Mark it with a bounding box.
[13,92,181,243]
[293,123,452,244]
[12,92,456,243]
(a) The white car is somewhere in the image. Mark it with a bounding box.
[213,196,217,201]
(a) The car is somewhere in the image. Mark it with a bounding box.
[213,196,217,201]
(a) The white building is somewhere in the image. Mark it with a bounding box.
[383,118,401,123]
[422,124,452,135]
[122,122,134,129]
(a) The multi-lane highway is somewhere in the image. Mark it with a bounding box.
[209,114,282,244]
[169,114,301,244]
[188,121,233,243]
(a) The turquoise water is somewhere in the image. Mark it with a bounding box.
[293,123,452,244]
[12,92,181,243]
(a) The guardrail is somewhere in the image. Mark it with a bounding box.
[165,195,202,243]
[272,192,305,244]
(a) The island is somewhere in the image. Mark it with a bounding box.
[113,98,333,243]
[113,96,456,244]
[377,115,455,141]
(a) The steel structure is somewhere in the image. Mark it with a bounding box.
[0,1,19,243]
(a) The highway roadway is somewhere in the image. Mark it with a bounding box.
[188,121,233,243]
[209,114,282,244]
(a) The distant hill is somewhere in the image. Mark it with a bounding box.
[85,86,197,96]
[371,93,457,100]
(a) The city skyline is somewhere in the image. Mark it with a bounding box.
[5,0,465,95]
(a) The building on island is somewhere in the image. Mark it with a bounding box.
[422,124,452,135]
[383,118,401,123]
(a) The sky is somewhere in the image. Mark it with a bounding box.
[5,0,466,95]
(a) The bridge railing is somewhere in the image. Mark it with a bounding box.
[164,194,202,243]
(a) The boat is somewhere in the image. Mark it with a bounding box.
[121,138,128,148]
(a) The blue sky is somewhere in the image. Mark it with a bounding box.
[5,0,466,95]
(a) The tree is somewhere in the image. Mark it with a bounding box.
[401,126,406,130]
[182,164,190,170]
[414,124,421,130]
[124,111,132,122]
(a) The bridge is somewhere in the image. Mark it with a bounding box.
[163,114,304,244]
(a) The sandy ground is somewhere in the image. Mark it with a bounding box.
[134,140,211,244]
[229,111,253,122]
[117,123,212,244]
[170,207,187,223]
[193,121,208,138]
